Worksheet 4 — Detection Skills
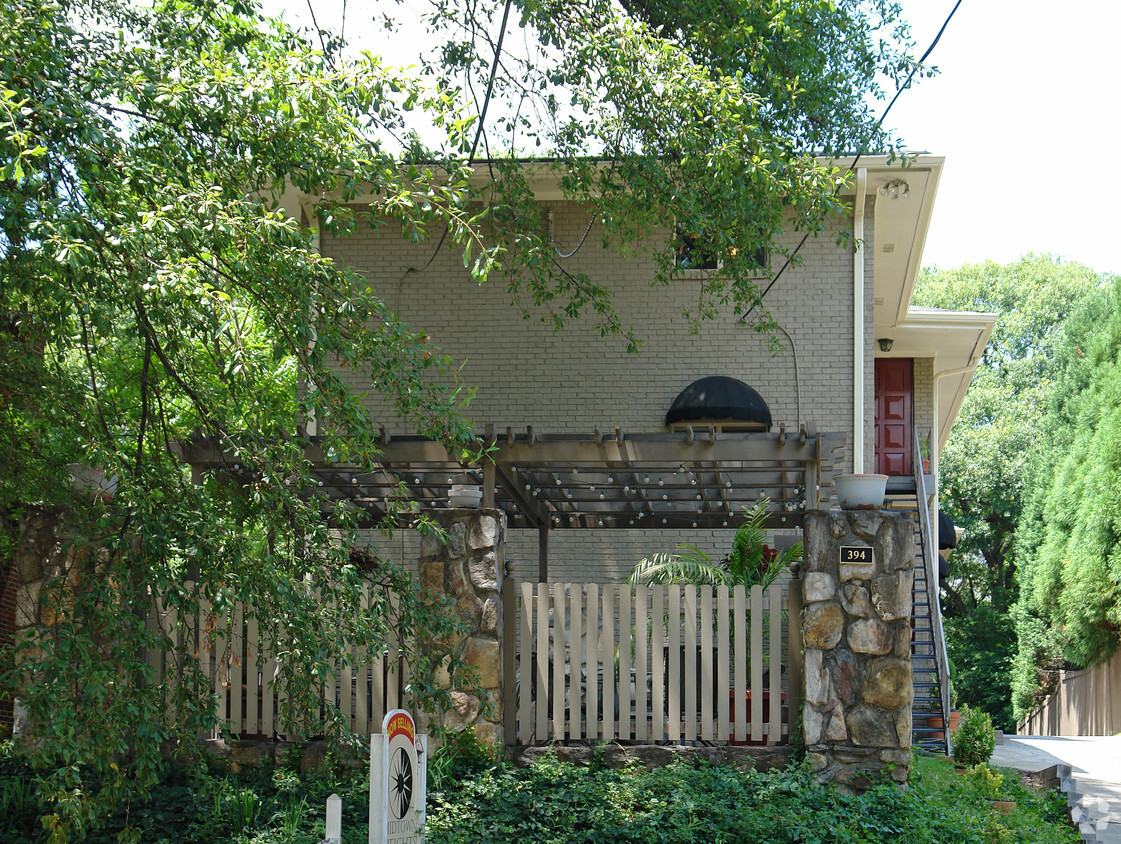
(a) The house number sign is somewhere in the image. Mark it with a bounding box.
[839,545,873,566]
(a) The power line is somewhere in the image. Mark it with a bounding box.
[407,0,514,277]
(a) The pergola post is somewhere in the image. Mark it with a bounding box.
[482,424,497,509]
[538,525,549,583]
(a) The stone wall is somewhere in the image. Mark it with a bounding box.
[801,510,914,791]
[416,509,505,749]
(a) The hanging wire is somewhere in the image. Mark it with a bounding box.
[742,0,966,320]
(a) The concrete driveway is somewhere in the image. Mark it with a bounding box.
[991,735,1121,843]
[992,735,1121,784]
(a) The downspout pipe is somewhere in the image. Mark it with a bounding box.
[853,169,867,473]
[931,362,981,476]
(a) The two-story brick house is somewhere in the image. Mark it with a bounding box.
[291,155,993,586]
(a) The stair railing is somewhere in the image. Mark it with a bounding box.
[913,426,951,753]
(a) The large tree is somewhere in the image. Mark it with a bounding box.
[2,0,921,836]
[911,255,1103,730]
[1012,278,1121,718]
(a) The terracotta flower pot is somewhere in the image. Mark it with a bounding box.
[947,710,962,736]
[925,714,945,742]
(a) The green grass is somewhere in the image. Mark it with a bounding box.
[0,742,1079,843]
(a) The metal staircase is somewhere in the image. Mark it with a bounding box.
[884,430,952,753]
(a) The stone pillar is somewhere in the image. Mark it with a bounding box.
[801,510,914,791]
[417,509,505,749]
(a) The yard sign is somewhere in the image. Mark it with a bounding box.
[370,709,427,844]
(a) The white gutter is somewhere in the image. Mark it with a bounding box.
[853,168,867,473]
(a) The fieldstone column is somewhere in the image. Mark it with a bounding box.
[417,509,505,749]
[801,510,914,791]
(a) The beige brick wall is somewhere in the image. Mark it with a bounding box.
[912,357,934,452]
[330,196,877,583]
[322,199,874,450]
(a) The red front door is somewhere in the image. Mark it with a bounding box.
[875,358,913,476]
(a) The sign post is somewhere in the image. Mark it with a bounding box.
[370,709,427,844]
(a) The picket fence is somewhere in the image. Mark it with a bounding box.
[143,584,408,739]
[501,582,802,746]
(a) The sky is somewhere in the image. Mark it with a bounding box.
[887,0,1121,275]
[261,0,1121,276]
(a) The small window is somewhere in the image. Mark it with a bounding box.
[676,231,719,270]
[676,229,768,275]
[746,245,768,274]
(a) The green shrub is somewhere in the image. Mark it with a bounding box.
[428,726,496,792]
[968,763,1004,799]
[953,704,996,767]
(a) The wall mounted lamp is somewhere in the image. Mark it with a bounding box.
[877,180,911,200]
[878,338,894,352]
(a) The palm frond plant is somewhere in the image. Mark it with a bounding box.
[628,498,802,589]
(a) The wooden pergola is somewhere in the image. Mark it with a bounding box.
[181,424,845,580]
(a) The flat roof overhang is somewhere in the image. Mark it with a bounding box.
[874,308,996,449]
[179,426,845,532]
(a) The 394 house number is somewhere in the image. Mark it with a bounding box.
[839,545,873,565]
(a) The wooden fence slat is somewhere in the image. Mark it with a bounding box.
[553,582,566,739]
[519,582,533,744]
[320,589,333,723]
[356,585,372,735]
[586,583,599,738]
[683,585,697,741]
[700,586,714,741]
[569,583,582,738]
[634,585,648,742]
[261,618,277,738]
[340,649,354,734]
[232,602,246,733]
[618,587,632,740]
[667,586,681,742]
[371,642,385,733]
[386,612,400,721]
[717,586,730,741]
[787,573,803,745]
[502,576,516,745]
[205,600,225,735]
[601,585,614,740]
[768,584,782,744]
[734,585,747,743]
[245,613,260,735]
[750,585,763,743]
[535,583,549,739]
[650,586,664,741]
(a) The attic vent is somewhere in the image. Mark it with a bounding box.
[665,376,772,429]
[881,243,896,253]
[874,297,885,306]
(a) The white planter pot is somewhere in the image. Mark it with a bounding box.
[833,473,888,510]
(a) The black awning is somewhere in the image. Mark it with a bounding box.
[938,509,958,550]
[665,376,773,428]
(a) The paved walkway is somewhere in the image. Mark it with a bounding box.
[991,736,1121,844]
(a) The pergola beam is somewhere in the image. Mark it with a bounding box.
[178,429,845,532]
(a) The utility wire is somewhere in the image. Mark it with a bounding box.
[742,0,964,320]
[407,0,514,277]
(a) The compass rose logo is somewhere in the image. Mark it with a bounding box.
[390,746,414,819]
